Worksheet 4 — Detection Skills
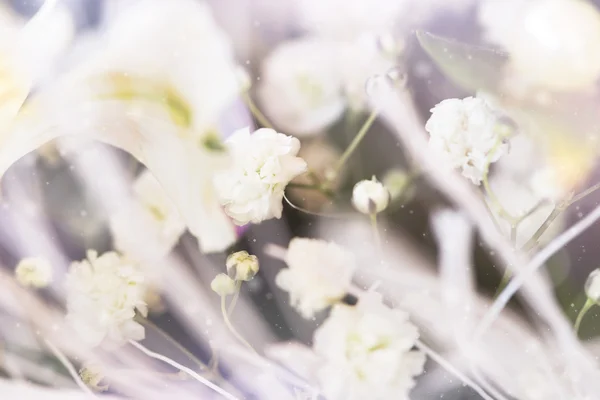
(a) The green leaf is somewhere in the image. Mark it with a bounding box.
[416,30,508,93]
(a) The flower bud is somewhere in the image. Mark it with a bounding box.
[226,251,259,281]
[585,269,600,302]
[211,273,237,296]
[352,177,390,215]
[382,169,411,202]
[79,362,108,392]
[15,257,53,288]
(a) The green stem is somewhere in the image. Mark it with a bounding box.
[570,181,600,205]
[574,298,595,335]
[241,92,273,129]
[227,281,242,316]
[135,315,207,372]
[286,182,335,199]
[332,110,378,178]
[370,213,383,259]
[521,206,562,252]
[220,296,257,355]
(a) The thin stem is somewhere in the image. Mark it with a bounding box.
[129,340,239,400]
[493,225,517,298]
[332,110,378,177]
[220,296,257,355]
[521,206,561,252]
[287,182,335,199]
[570,182,600,205]
[370,213,383,258]
[241,92,273,129]
[44,340,97,398]
[227,281,243,316]
[135,315,207,372]
[574,298,595,335]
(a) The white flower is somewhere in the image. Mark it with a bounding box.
[15,257,53,288]
[79,362,108,392]
[508,0,600,91]
[585,269,600,302]
[226,251,259,281]
[211,273,237,296]
[299,0,406,40]
[110,170,186,260]
[425,97,506,185]
[313,292,425,400]
[275,238,356,318]
[352,177,391,214]
[258,38,346,136]
[66,250,147,348]
[214,127,307,225]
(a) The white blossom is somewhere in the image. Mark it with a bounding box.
[425,96,506,185]
[507,0,600,91]
[585,269,600,302]
[313,292,425,400]
[214,127,307,225]
[110,170,186,260]
[79,362,108,392]
[226,251,259,281]
[275,238,356,318]
[211,273,237,296]
[15,257,53,288]
[258,38,345,136]
[66,250,147,348]
[352,177,391,215]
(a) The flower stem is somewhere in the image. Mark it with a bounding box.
[130,340,239,400]
[135,315,207,372]
[570,181,600,205]
[332,110,378,178]
[220,296,257,355]
[241,92,273,129]
[521,206,562,252]
[44,340,97,397]
[227,281,243,316]
[370,213,383,258]
[574,298,595,335]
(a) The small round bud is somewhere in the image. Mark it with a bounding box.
[15,257,53,288]
[382,169,411,201]
[211,273,237,296]
[79,362,108,392]
[226,251,259,281]
[352,177,390,215]
[585,269,600,302]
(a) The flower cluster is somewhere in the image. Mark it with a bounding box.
[425,96,506,185]
[275,238,356,318]
[66,251,147,347]
[14,257,53,288]
[215,127,307,225]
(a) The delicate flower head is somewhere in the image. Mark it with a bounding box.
[79,362,108,392]
[226,250,259,281]
[275,238,356,318]
[585,269,600,302]
[258,38,346,136]
[425,96,506,185]
[66,250,147,348]
[313,292,425,400]
[110,170,186,260]
[211,273,237,296]
[352,177,390,215]
[15,257,53,288]
[214,127,307,225]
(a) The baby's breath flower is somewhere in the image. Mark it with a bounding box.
[313,292,425,400]
[425,97,506,185]
[352,177,390,215]
[585,269,600,303]
[79,362,108,392]
[14,257,53,288]
[275,238,356,318]
[66,251,147,348]
[258,38,346,137]
[211,273,237,296]
[214,127,307,225]
[226,251,259,281]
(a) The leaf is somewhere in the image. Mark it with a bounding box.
[416,30,508,93]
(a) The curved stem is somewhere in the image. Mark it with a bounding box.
[241,92,273,129]
[574,298,595,335]
[220,296,257,355]
[332,110,378,177]
[135,316,207,372]
[130,340,239,400]
[44,340,97,397]
[227,281,243,316]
